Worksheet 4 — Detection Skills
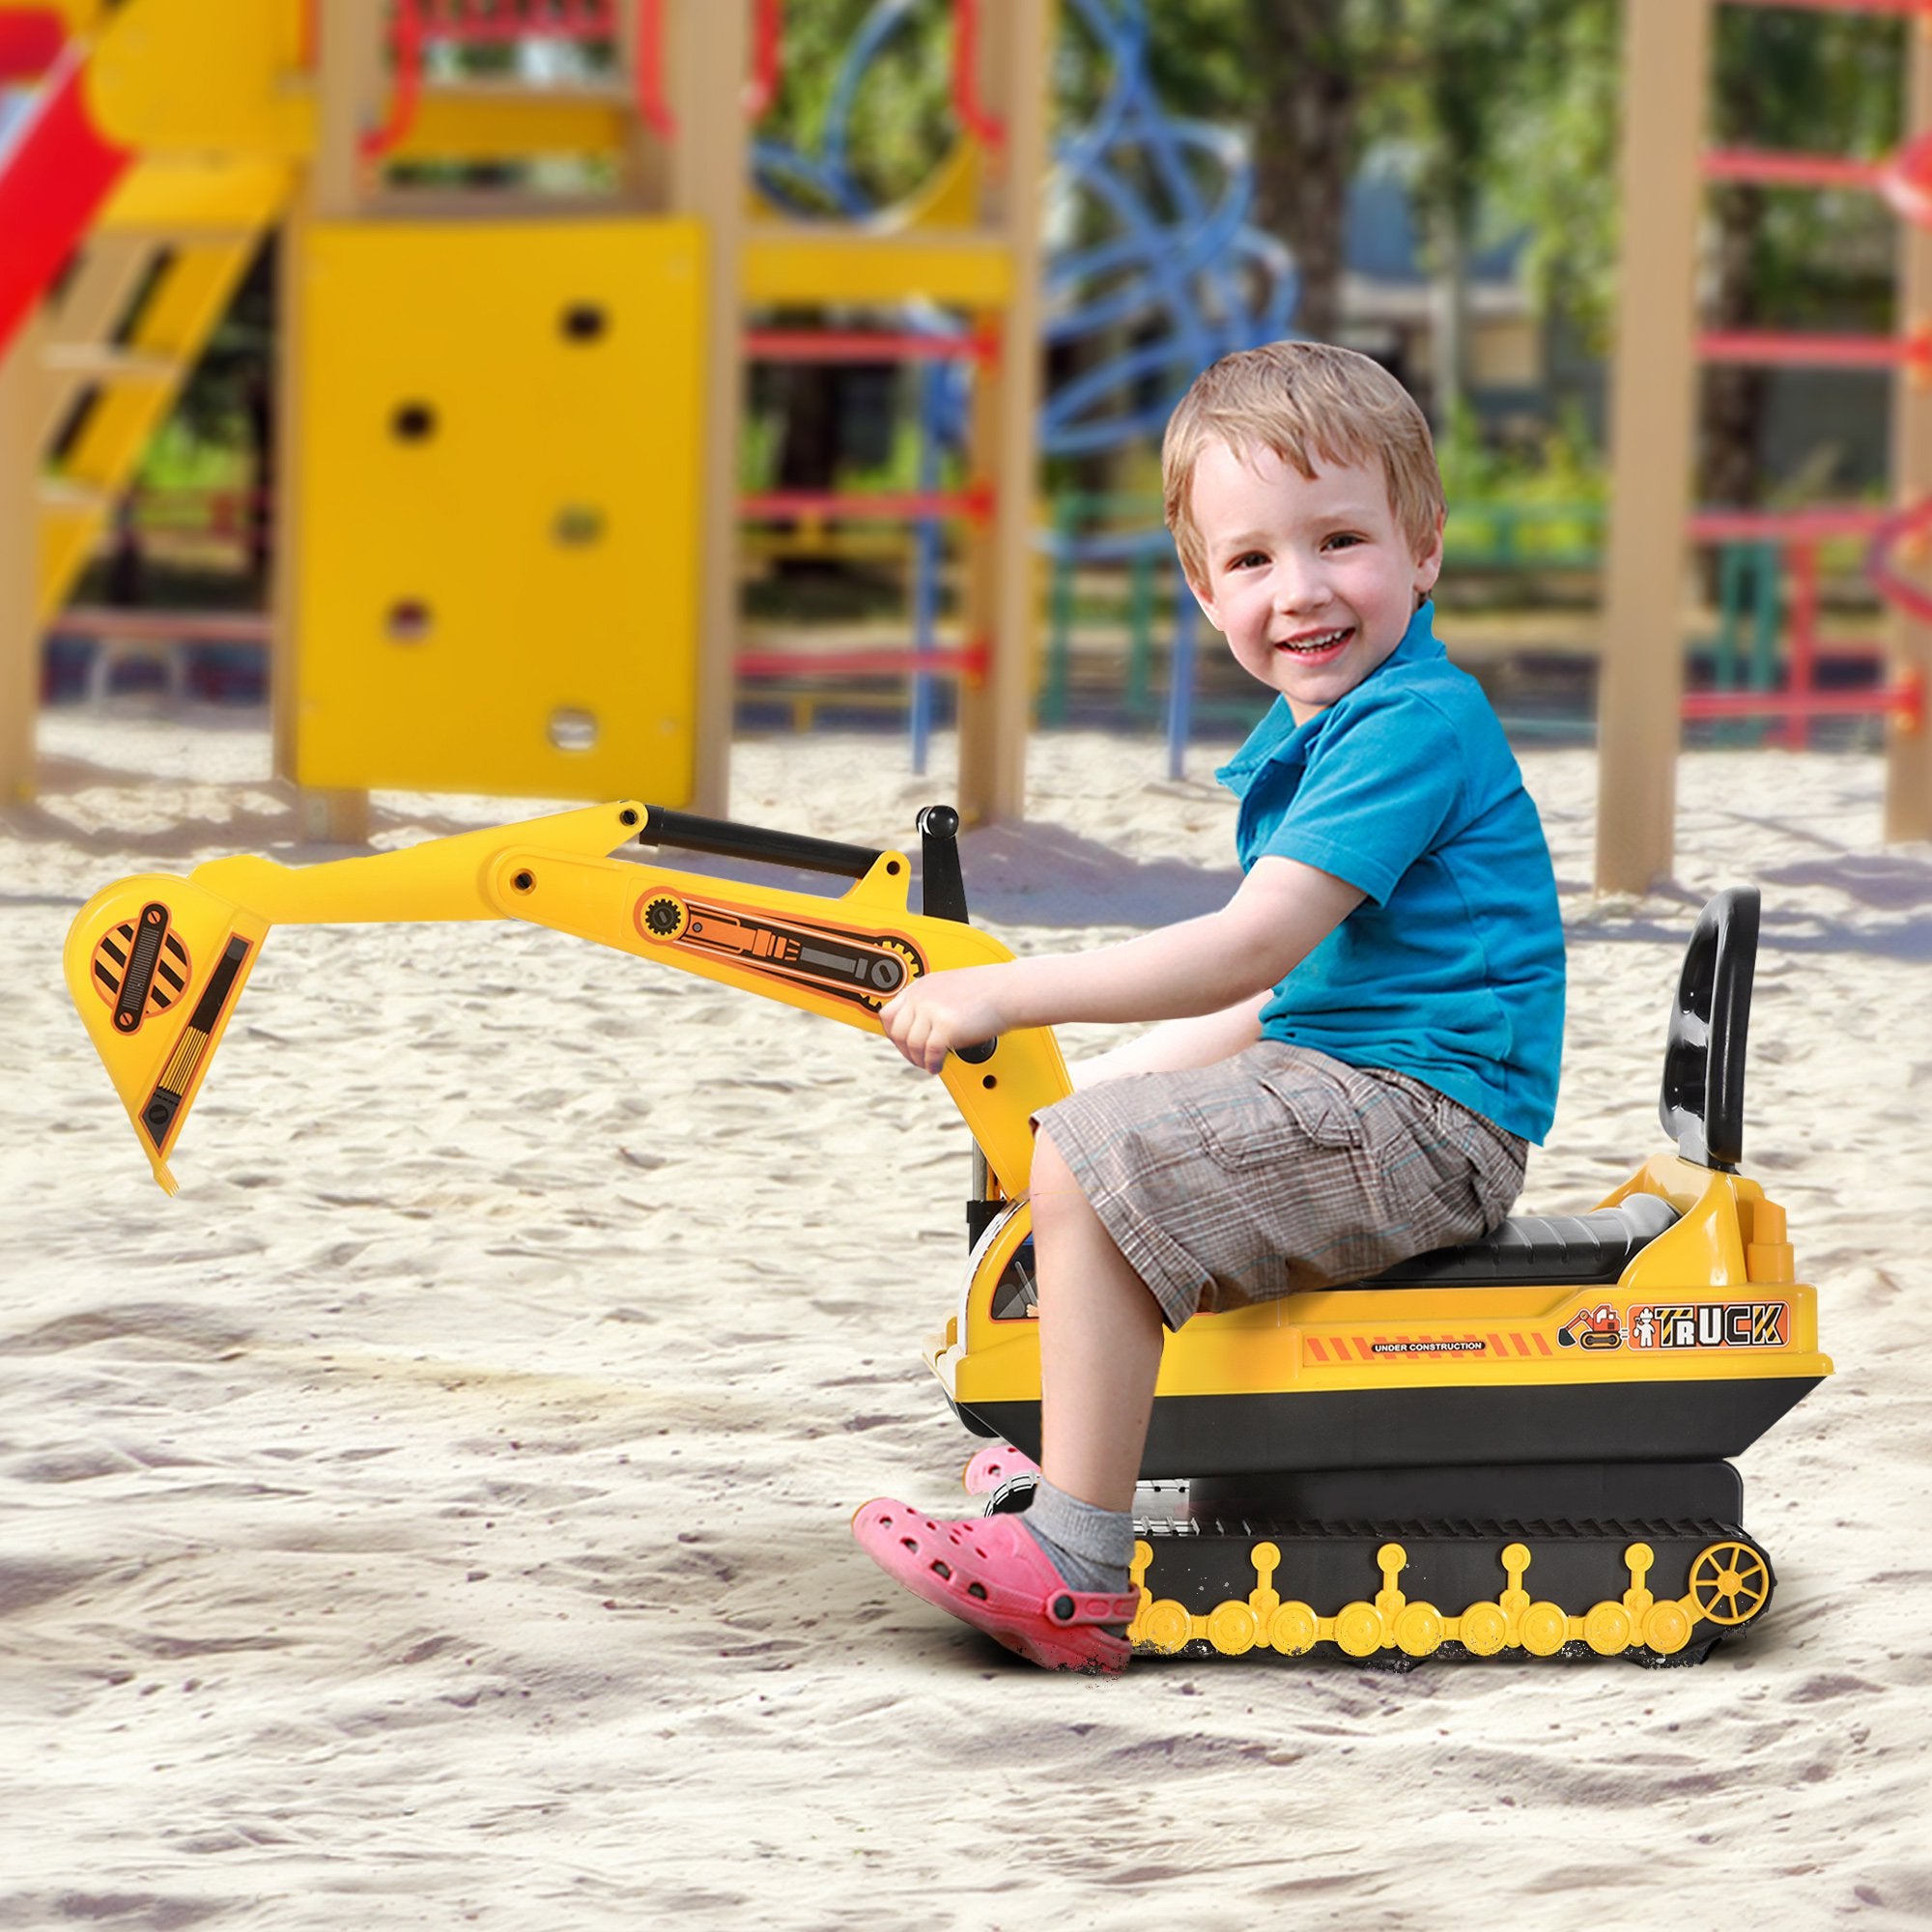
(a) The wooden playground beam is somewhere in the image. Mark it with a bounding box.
[954,0,1052,828]
[1888,24,1932,844]
[666,0,751,820]
[1597,0,1712,895]
[274,0,384,844]
[0,315,41,804]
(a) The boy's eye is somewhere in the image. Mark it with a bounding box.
[1323,532,1364,552]
[1227,551,1267,570]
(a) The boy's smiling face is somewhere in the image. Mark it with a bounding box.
[1185,439,1444,724]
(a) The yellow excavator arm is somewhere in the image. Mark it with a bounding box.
[63,799,1071,1197]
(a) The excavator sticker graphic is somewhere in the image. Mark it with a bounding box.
[1559,1303,1625,1350]
[60,802,1831,1666]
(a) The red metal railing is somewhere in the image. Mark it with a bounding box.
[362,1,624,158]
[1696,326,1932,377]
[355,0,791,156]
[1680,505,1929,744]
[1702,148,1882,191]
[952,0,1004,148]
[744,0,783,118]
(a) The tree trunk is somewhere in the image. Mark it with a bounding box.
[1244,0,1359,344]
[1699,181,1769,510]
[1430,208,1468,429]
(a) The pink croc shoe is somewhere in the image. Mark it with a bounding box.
[852,1497,1139,1674]
[961,1441,1041,1494]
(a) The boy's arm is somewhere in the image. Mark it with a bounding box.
[878,856,1362,1073]
[1070,997,1266,1088]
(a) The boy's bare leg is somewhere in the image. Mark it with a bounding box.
[1029,1129,1166,1514]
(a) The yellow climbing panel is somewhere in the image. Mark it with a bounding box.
[289,217,706,802]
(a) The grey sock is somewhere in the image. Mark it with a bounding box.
[1019,1478,1133,1595]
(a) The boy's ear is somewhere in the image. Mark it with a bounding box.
[1184,570,1221,631]
[1414,510,1447,596]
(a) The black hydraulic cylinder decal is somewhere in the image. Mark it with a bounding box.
[114,902,171,1034]
[634,893,919,1009]
[140,934,252,1151]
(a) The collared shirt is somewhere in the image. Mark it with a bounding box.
[1215,602,1565,1142]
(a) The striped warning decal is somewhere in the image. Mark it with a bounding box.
[138,933,250,1151]
[1303,1331,1557,1364]
[93,903,191,1035]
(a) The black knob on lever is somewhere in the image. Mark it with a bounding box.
[953,1038,996,1065]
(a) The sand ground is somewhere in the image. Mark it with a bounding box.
[2,707,1927,1931]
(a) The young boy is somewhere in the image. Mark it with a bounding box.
[853,341,1565,1672]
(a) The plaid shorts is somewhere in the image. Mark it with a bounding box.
[1036,1041,1527,1329]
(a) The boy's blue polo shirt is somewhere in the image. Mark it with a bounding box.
[1215,602,1565,1143]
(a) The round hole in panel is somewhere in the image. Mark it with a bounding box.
[554,504,606,547]
[391,401,437,442]
[550,708,598,753]
[386,600,433,644]
[560,302,609,343]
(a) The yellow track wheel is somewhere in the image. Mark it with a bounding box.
[1688,1541,1771,1626]
[1207,1601,1259,1656]
[1333,1602,1383,1659]
[1643,1600,1692,1656]
[1393,1602,1445,1659]
[1458,1602,1508,1657]
[1583,1602,1634,1656]
[1140,1599,1192,1655]
[1519,1601,1570,1657]
[1268,1602,1319,1656]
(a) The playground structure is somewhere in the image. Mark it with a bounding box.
[7,2,1932,884]
[0,0,1053,830]
[1601,0,1932,893]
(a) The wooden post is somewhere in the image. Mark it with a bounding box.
[955,0,1052,826]
[1595,0,1711,895]
[1887,21,1932,844]
[666,0,750,819]
[0,313,42,803]
[278,0,383,843]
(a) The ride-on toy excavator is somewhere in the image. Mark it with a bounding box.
[64,800,1830,1667]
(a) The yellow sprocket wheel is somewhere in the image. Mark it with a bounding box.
[1688,1541,1772,1627]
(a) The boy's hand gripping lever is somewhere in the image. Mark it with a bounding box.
[913,803,994,1066]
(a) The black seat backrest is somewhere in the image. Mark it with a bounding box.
[1660,888,1759,1171]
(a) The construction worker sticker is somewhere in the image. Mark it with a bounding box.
[1558,1302,1793,1352]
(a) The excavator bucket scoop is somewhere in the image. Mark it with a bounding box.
[63,873,270,1195]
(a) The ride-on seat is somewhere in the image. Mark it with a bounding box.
[1361,1194,1681,1290]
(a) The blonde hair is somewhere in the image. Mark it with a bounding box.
[1162,341,1444,584]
